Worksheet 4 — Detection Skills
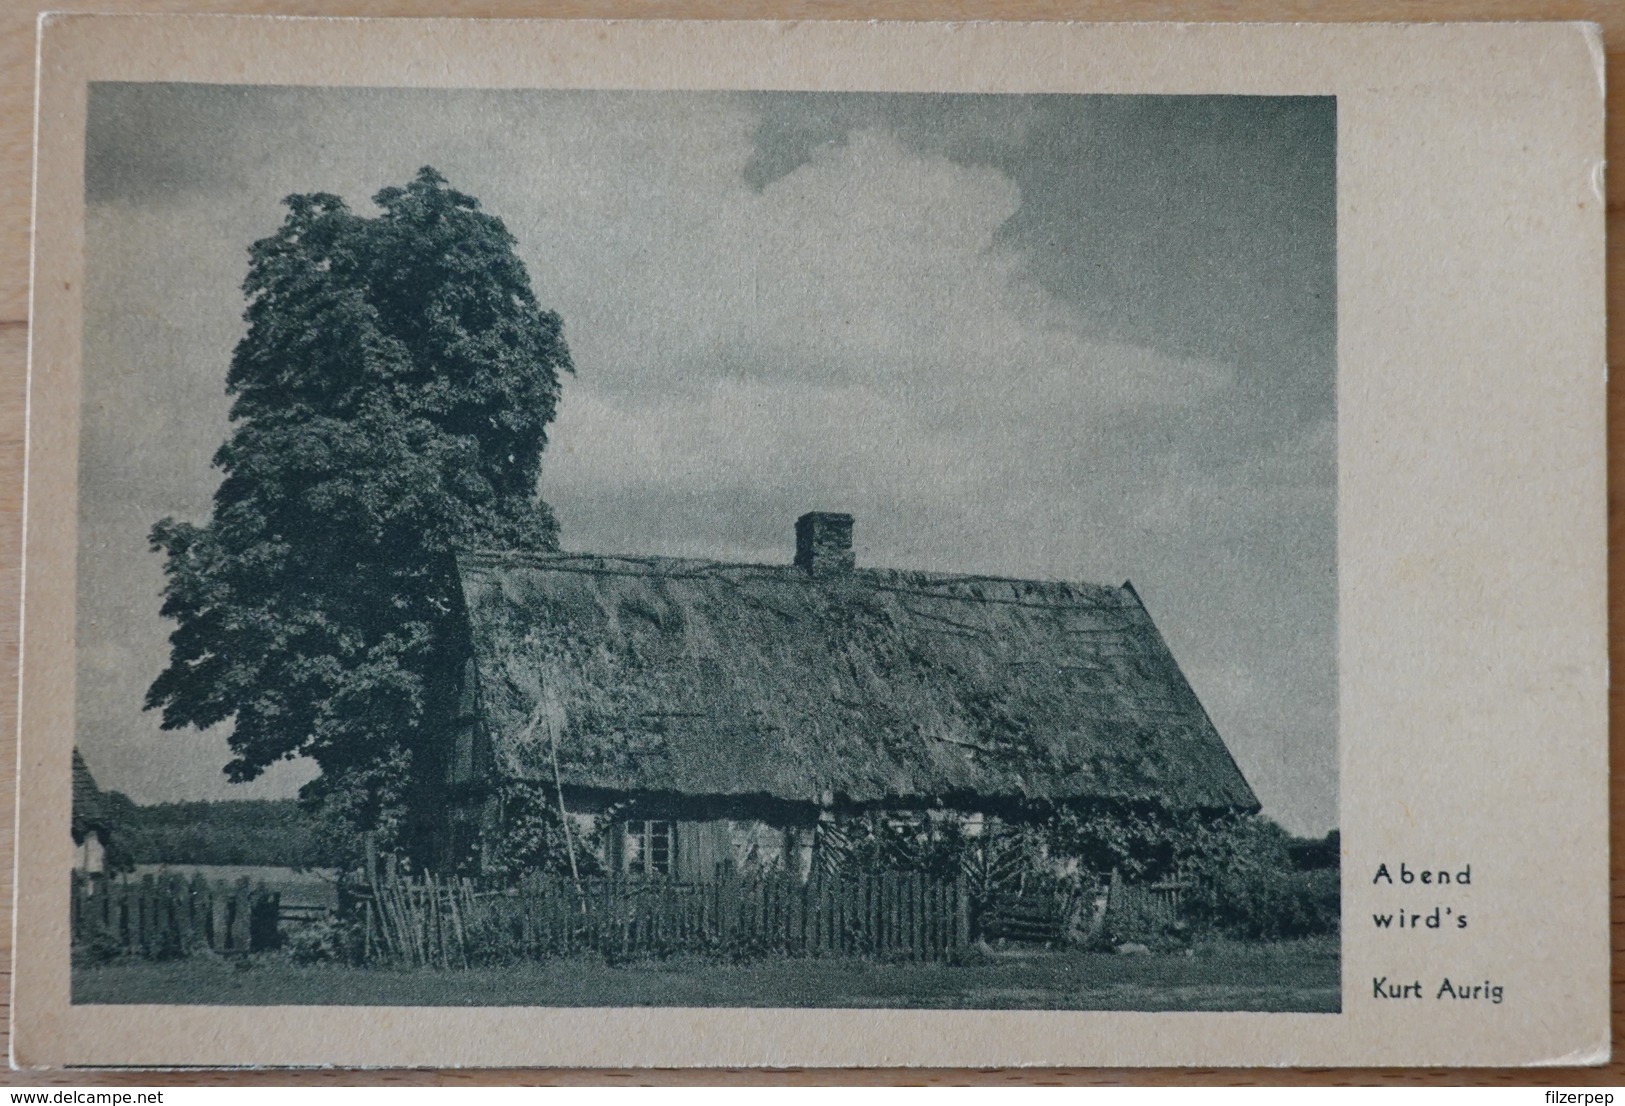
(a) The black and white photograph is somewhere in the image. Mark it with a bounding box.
[65,83,1341,1013]
[12,13,1609,1071]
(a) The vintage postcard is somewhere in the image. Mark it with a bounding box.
[13,16,1607,1068]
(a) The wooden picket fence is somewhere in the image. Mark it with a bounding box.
[349,868,971,967]
[71,871,282,958]
[1104,873,1188,927]
[978,889,1069,944]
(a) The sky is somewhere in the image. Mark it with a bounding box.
[77,85,1337,835]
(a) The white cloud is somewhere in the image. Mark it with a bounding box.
[76,89,1332,832]
[535,124,1231,557]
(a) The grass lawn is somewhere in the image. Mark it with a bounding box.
[74,937,1338,1011]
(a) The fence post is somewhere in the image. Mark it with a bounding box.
[111,880,125,952]
[831,877,841,955]
[869,872,880,955]
[254,888,280,952]
[423,873,437,968]
[916,870,929,954]
[899,872,911,958]
[520,874,535,954]
[929,877,942,954]
[929,878,940,958]
[806,876,819,954]
[911,872,923,958]
[869,872,880,956]
[798,875,811,955]
[784,875,797,952]
[828,878,839,955]
[718,866,736,952]
[895,872,905,957]
[392,872,408,965]
[229,879,251,952]
[128,878,140,956]
[372,881,393,962]
[131,875,148,957]
[440,874,452,967]
[161,875,178,957]
[554,875,565,952]
[928,879,940,958]
[179,875,197,953]
[823,878,836,955]
[835,880,848,955]
[400,872,417,965]
[895,871,906,956]
[913,877,922,959]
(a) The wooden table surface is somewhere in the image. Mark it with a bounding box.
[0,0,1619,1087]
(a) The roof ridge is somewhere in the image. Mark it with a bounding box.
[456,547,1126,597]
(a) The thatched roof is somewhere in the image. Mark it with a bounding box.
[457,550,1258,812]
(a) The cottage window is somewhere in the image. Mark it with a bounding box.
[623,820,673,877]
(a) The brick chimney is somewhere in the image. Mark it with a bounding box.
[795,512,854,576]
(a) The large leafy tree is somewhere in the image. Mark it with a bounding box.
[146,168,572,865]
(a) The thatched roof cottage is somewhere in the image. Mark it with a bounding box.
[443,512,1258,880]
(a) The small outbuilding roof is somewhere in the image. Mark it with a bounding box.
[72,747,111,842]
[456,530,1258,814]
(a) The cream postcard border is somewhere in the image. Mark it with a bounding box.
[15,16,1609,1068]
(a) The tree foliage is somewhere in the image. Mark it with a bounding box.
[146,168,572,863]
[106,796,339,869]
[1048,803,1341,943]
[1173,816,1340,940]
[479,780,604,883]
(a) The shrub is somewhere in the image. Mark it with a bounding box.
[1045,801,1186,883]
[478,781,601,883]
[284,915,347,965]
[1176,816,1340,940]
[72,928,126,966]
[1094,906,1190,952]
